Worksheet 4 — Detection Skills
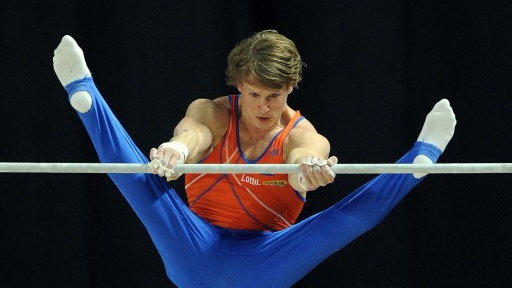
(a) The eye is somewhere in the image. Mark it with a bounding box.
[270,94,280,98]
[250,93,259,97]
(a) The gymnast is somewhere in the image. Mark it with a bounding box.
[53,30,456,287]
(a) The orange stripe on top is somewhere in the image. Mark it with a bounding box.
[184,95,305,231]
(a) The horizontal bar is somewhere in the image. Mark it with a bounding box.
[0,162,511,174]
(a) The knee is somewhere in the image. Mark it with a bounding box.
[70,91,92,113]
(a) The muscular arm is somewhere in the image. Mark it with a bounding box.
[286,126,336,196]
[170,99,217,161]
[150,98,227,180]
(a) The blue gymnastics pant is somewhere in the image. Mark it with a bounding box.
[65,77,442,288]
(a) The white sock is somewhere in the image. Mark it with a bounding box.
[413,99,457,178]
[53,35,93,113]
[53,35,91,86]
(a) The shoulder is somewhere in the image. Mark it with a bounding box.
[186,96,230,135]
[187,97,223,111]
[212,95,232,110]
[288,122,328,146]
[186,96,231,117]
[284,114,330,155]
[286,110,321,141]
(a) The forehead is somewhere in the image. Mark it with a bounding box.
[242,79,284,93]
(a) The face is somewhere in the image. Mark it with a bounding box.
[237,79,293,132]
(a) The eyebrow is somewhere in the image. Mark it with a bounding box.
[248,88,280,95]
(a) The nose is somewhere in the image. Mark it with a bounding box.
[258,100,270,113]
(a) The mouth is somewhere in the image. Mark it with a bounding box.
[256,116,271,122]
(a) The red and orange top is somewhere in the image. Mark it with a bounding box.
[185,95,305,231]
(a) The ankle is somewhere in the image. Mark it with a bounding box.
[411,141,442,178]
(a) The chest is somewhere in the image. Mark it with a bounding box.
[238,131,281,161]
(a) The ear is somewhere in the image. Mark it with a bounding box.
[286,85,293,94]
[237,82,243,93]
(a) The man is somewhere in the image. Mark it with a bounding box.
[150,30,337,231]
[53,31,455,287]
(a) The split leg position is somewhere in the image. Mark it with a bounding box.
[53,36,456,287]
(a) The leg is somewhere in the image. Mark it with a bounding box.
[413,99,456,177]
[53,35,170,218]
[228,100,456,287]
[53,36,217,287]
[228,142,441,288]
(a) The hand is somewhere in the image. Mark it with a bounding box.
[299,156,338,191]
[149,142,187,181]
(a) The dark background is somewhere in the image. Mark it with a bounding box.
[1,0,511,287]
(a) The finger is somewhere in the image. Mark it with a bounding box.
[321,165,336,183]
[306,165,322,187]
[309,156,328,166]
[154,148,164,161]
[166,172,182,182]
[150,148,157,160]
[149,148,159,173]
[158,166,175,178]
[300,164,314,188]
[168,153,181,167]
[160,151,172,169]
[165,166,176,179]
[327,156,338,166]
[158,167,166,177]
[163,162,180,178]
[166,174,177,182]
[315,164,331,186]
[152,149,164,176]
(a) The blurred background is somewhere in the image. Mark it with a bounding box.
[1,1,511,287]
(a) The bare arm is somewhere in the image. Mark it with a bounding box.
[171,99,217,160]
[150,98,227,180]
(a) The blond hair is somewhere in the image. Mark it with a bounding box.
[226,30,304,90]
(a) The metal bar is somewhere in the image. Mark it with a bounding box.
[0,162,511,174]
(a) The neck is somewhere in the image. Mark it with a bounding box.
[239,115,282,142]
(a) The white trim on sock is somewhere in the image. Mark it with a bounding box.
[70,91,92,113]
[412,155,433,178]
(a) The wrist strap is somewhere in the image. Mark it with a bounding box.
[160,141,189,162]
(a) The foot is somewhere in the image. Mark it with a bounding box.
[53,35,92,113]
[53,35,91,87]
[413,99,456,178]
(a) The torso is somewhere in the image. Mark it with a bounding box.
[189,95,310,164]
[184,95,309,231]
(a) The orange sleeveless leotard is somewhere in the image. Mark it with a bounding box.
[184,95,306,231]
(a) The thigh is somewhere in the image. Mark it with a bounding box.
[229,142,443,287]
[65,78,221,284]
[66,77,166,206]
